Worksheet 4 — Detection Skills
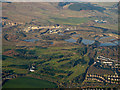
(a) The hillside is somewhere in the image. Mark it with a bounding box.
[2,2,119,88]
[68,3,106,12]
[2,2,118,26]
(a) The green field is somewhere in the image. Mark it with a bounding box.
[49,17,94,25]
[2,45,90,87]
[3,77,57,88]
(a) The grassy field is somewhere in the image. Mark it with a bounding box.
[2,44,90,86]
[3,77,57,88]
[2,2,106,25]
[93,23,118,31]
[49,17,94,25]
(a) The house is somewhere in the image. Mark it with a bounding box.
[94,62,96,64]
[32,66,35,69]
[94,20,107,23]
[97,61,100,63]
[103,61,113,64]
[29,68,35,72]
[29,65,35,72]
[94,20,99,22]
[102,21,107,23]
[66,28,70,30]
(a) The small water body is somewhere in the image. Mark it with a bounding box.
[65,38,77,43]
[99,42,117,46]
[94,36,98,40]
[82,39,95,45]
[50,42,53,44]
[23,39,39,42]
[113,40,120,45]
[73,34,80,37]
[58,33,64,35]
[99,36,109,40]
[90,26,108,32]
[110,39,116,41]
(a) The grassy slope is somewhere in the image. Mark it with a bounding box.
[2,45,90,84]
[49,17,95,25]
[2,2,118,32]
[2,2,112,25]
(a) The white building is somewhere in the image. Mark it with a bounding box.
[66,28,70,30]
[30,68,35,72]
[29,65,35,72]
[103,61,113,64]
[95,20,99,22]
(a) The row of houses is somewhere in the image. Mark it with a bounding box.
[28,25,61,29]
[96,56,119,67]
[24,25,62,32]
[2,74,17,80]
[87,77,103,83]
[97,56,118,62]
[87,77,119,84]
[24,25,71,33]
[86,74,119,84]
[85,55,119,86]
[2,19,23,27]
[94,60,113,67]
[49,29,62,34]
[94,20,107,23]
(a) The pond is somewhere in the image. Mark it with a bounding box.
[82,39,95,45]
[73,34,80,37]
[110,39,116,41]
[99,36,109,40]
[58,33,64,35]
[90,26,108,32]
[113,40,120,45]
[23,39,39,42]
[99,42,117,46]
[49,42,53,44]
[64,38,77,43]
